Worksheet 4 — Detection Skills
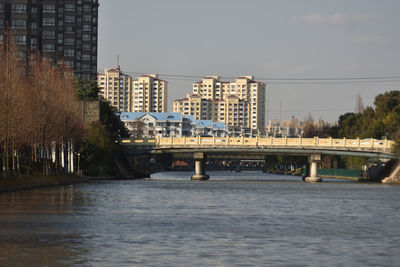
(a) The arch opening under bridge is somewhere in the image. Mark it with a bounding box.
[121,136,397,182]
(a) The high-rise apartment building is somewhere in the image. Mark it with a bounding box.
[98,67,133,112]
[131,74,167,113]
[0,0,99,80]
[98,68,168,113]
[173,76,265,133]
[173,94,214,121]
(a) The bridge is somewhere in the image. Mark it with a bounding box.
[121,136,396,182]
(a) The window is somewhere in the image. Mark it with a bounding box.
[82,54,90,61]
[15,35,26,45]
[0,4,4,12]
[43,18,55,26]
[65,27,74,34]
[83,15,91,22]
[65,15,75,23]
[64,49,74,57]
[43,44,54,52]
[82,64,91,71]
[0,34,3,45]
[65,4,75,11]
[43,31,55,39]
[83,24,91,31]
[43,4,55,13]
[64,38,74,45]
[31,7,37,14]
[29,23,38,32]
[83,5,91,12]
[82,34,90,41]
[11,20,26,30]
[31,39,37,49]
[12,4,26,13]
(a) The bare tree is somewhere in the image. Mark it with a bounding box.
[302,113,315,138]
[0,30,84,178]
[355,92,365,114]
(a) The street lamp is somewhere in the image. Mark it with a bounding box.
[77,152,81,175]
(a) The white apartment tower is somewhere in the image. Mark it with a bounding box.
[98,69,168,113]
[98,67,133,112]
[173,76,265,131]
[132,74,167,112]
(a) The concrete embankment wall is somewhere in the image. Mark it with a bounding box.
[382,161,400,183]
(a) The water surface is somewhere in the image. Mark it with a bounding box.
[0,171,399,266]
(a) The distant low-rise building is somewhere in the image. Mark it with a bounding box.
[120,112,184,138]
[265,116,337,137]
[120,112,228,138]
[193,120,228,137]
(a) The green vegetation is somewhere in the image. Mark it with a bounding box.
[76,79,128,176]
[76,77,100,100]
[266,91,400,172]
[335,91,400,167]
[337,91,400,140]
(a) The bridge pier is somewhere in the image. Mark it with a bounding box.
[305,154,322,182]
[191,153,209,181]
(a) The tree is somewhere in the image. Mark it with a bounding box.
[100,100,129,140]
[302,113,315,138]
[75,78,129,175]
[0,30,84,178]
[354,92,365,114]
[79,122,116,175]
[75,78,99,101]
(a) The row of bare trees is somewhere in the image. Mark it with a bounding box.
[0,33,84,178]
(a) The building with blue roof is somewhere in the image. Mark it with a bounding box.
[120,112,228,138]
[193,120,228,137]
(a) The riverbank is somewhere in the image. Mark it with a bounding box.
[0,173,92,193]
[0,171,151,193]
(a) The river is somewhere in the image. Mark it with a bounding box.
[0,171,400,266]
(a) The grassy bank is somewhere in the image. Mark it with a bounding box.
[0,173,91,193]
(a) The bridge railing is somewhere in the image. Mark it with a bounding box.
[155,136,394,153]
[121,136,394,153]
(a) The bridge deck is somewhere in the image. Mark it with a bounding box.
[122,136,395,157]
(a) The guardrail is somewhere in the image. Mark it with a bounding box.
[121,136,395,153]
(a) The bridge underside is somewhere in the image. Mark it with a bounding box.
[122,137,396,182]
[150,147,396,160]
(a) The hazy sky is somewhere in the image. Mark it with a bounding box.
[98,0,400,122]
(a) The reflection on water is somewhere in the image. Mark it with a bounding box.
[0,186,90,266]
[0,171,400,266]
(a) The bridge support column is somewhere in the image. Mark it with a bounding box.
[305,154,322,182]
[191,153,209,181]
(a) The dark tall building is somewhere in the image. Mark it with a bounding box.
[0,0,99,80]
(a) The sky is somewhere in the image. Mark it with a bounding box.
[98,0,400,122]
